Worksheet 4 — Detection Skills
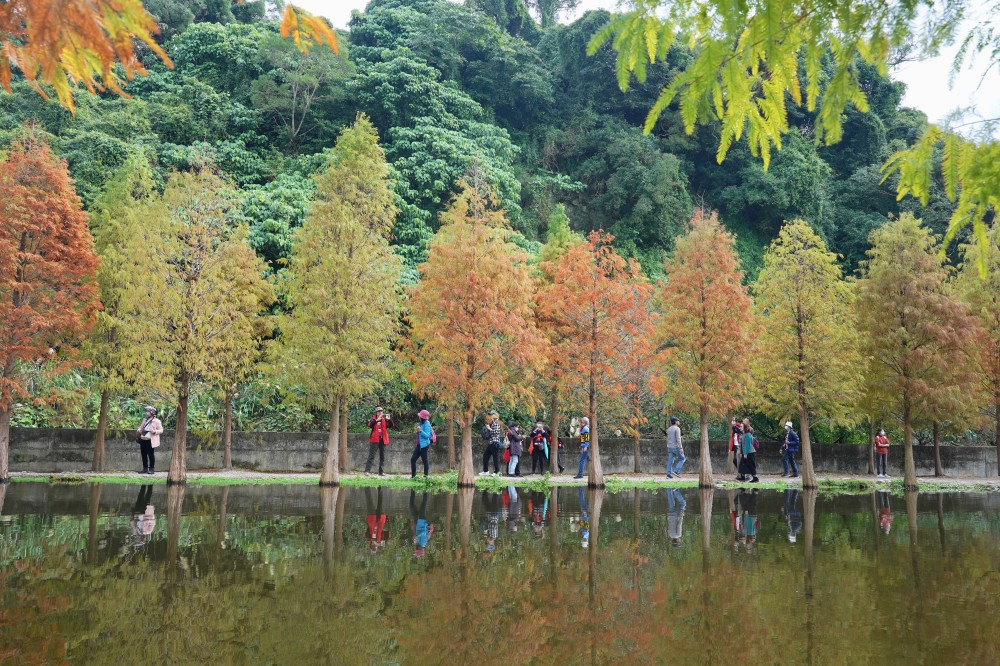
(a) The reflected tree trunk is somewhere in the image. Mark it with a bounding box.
[803,489,817,666]
[321,486,340,581]
[587,488,605,665]
[218,486,229,549]
[458,487,473,654]
[93,389,110,471]
[548,486,560,598]
[87,483,103,565]
[632,489,641,601]
[444,492,454,562]
[936,492,946,553]
[906,489,919,585]
[166,484,185,574]
[700,487,715,666]
[870,491,880,559]
[339,404,349,473]
[335,485,347,563]
[867,418,875,476]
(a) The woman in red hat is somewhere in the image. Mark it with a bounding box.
[411,409,434,478]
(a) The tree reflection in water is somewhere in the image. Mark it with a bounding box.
[0,483,999,663]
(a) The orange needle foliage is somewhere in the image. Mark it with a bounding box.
[0,129,100,480]
[657,210,753,487]
[404,178,547,486]
[0,1,335,112]
[539,232,651,487]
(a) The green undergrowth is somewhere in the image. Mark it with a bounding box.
[341,471,459,491]
[719,480,790,491]
[474,473,552,494]
[605,477,699,492]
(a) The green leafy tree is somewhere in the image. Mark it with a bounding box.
[84,154,157,471]
[119,168,271,483]
[276,116,402,486]
[752,220,861,488]
[855,214,981,490]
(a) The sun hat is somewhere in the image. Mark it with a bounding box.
[144,405,157,414]
[417,409,431,420]
[785,421,793,429]
[375,406,384,413]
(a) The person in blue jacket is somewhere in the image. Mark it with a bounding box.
[411,409,434,478]
[781,421,800,478]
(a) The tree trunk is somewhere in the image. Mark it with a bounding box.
[633,433,641,473]
[932,421,943,477]
[867,418,875,476]
[0,404,11,482]
[903,397,918,490]
[995,404,1000,477]
[320,397,341,486]
[799,407,816,489]
[167,378,190,485]
[339,403,348,472]
[447,418,456,470]
[458,420,474,487]
[87,483,102,565]
[93,389,110,471]
[0,482,5,517]
[222,389,233,470]
[587,382,604,488]
[549,389,560,474]
[698,404,713,488]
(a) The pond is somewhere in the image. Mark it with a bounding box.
[1,483,999,664]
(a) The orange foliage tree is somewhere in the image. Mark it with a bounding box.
[0,1,335,111]
[614,285,660,473]
[656,210,753,487]
[405,177,547,486]
[855,214,982,490]
[539,232,651,487]
[0,130,100,481]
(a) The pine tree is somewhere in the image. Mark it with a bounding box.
[119,168,271,484]
[277,116,402,487]
[539,232,650,488]
[752,220,861,489]
[855,214,981,490]
[656,210,753,488]
[0,130,100,481]
[84,154,157,471]
[405,175,546,487]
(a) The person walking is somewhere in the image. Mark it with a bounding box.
[781,421,800,478]
[666,488,686,547]
[480,411,503,476]
[365,407,394,475]
[739,420,759,483]
[506,423,524,477]
[730,419,742,474]
[573,416,591,479]
[529,421,550,475]
[874,429,890,479]
[410,409,434,478]
[666,416,686,478]
[136,406,163,475]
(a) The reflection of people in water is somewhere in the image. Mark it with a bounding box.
[578,487,590,549]
[877,491,893,534]
[364,487,388,554]
[529,491,547,538]
[506,486,522,534]
[409,490,434,558]
[481,491,502,552]
[131,485,155,547]
[666,488,686,547]
[736,489,759,552]
[782,489,803,543]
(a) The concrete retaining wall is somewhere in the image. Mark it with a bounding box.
[9,427,998,477]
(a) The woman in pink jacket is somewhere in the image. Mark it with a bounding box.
[136,406,163,475]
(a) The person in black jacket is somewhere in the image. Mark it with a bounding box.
[480,411,502,476]
[781,421,800,478]
[529,421,550,475]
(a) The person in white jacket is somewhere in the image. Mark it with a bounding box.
[136,406,163,475]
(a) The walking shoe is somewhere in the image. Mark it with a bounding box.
[140,467,148,474]
[146,468,155,475]
[666,474,673,479]
[750,477,759,483]
[479,471,489,476]
[573,475,583,479]
[789,474,799,478]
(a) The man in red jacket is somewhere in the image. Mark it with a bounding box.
[365,407,394,475]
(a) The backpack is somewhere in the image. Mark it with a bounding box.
[752,436,760,451]
[431,428,437,444]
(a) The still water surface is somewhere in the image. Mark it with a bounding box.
[1,483,999,665]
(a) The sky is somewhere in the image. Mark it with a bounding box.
[295,0,1000,128]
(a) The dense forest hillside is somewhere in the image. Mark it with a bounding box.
[0,0,969,438]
